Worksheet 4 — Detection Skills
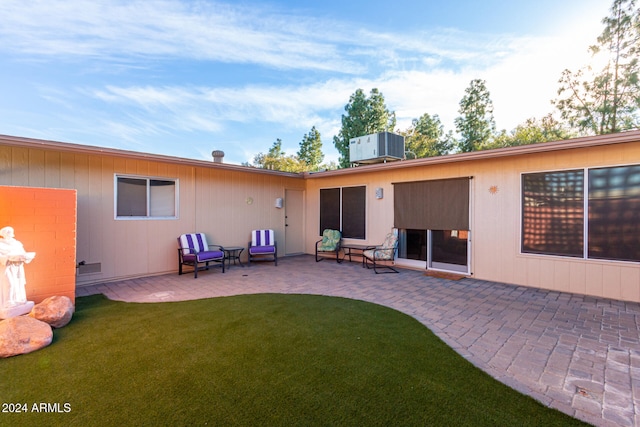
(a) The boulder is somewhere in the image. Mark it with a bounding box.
[0,316,53,358]
[29,296,74,328]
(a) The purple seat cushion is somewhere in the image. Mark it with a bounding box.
[249,245,275,254]
[183,250,223,263]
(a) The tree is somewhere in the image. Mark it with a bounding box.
[401,113,454,158]
[554,0,640,135]
[454,79,496,152]
[248,139,308,172]
[333,88,396,168]
[267,138,285,158]
[297,126,324,171]
[488,114,573,149]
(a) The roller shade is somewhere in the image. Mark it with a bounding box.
[320,188,340,234]
[393,178,470,230]
[341,186,366,239]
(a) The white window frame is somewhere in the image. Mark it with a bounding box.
[114,174,179,220]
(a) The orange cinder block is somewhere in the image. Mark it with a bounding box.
[0,185,77,304]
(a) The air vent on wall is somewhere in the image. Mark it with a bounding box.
[77,262,101,275]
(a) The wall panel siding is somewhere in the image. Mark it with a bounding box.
[2,136,639,302]
[0,143,304,286]
[44,151,61,187]
[620,267,640,301]
[28,149,46,186]
[305,140,640,302]
[585,264,604,297]
[569,262,587,296]
[602,265,622,301]
[12,147,29,184]
[552,261,571,293]
[0,146,10,179]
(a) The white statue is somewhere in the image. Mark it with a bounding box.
[0,226,36,309]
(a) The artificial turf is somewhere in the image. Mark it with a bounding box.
[1,293,588,426]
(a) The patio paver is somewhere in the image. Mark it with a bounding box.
[76,255,640,427]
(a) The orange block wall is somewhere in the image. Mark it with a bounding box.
[0,186,77,304]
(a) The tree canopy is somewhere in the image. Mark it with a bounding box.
[489,114,573,149]
[554,0,640,135]
[333,88,396,168]
[246,131,336,173]
[246,0,640,169]
[297,126,324,171]
[454,79,496,152]
[247,139,307,172]
[401,113,454,158]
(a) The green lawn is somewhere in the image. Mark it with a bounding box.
[1,294,588,426]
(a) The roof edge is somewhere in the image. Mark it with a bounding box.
[304,129,640,178]
[0,134,303,179]
[3,130,639,180]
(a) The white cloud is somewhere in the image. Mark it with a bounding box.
[0,0,360,72]
[0,0,611,165]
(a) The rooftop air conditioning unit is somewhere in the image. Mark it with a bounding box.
[349,132,405,165]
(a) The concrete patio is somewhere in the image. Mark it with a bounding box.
[76,255,640,427]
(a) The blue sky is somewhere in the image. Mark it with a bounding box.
[0,0,611,165]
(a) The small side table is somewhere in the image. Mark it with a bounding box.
[222,246,245,268]
[340,244,376,267]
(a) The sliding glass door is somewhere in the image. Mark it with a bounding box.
[397,229,470,273]
[398,229,427,261]
[430,230,469,273]
[394,177,471,274]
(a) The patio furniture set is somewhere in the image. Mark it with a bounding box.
[177,229,277,278]
[315,229,399,274]
[177,228,399,278]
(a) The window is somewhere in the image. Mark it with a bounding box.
[522,170,584,257]
[115,175,178,219]
[588,165,640,262]
[319,186,366,239]
[319,188,340,233]
[522,165,640,262]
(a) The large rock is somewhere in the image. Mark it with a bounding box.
[0,316,53,358]
[29,296,74,328]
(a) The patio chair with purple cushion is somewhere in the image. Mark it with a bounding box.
[247,229,277,266]
[177,233,225,278]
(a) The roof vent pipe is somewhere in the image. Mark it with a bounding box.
[211,150,225,163]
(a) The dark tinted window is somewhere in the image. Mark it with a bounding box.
[522,170,584,257]
[588,165,640,261]
[342,186,366,239]
[319,188,340,235]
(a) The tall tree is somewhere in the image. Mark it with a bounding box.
[554,0,640,135]
[333,88,396,168]
[267,138,285,158]
[402,113,453,158]
[454,79,496,152]
[297,126,324,171]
